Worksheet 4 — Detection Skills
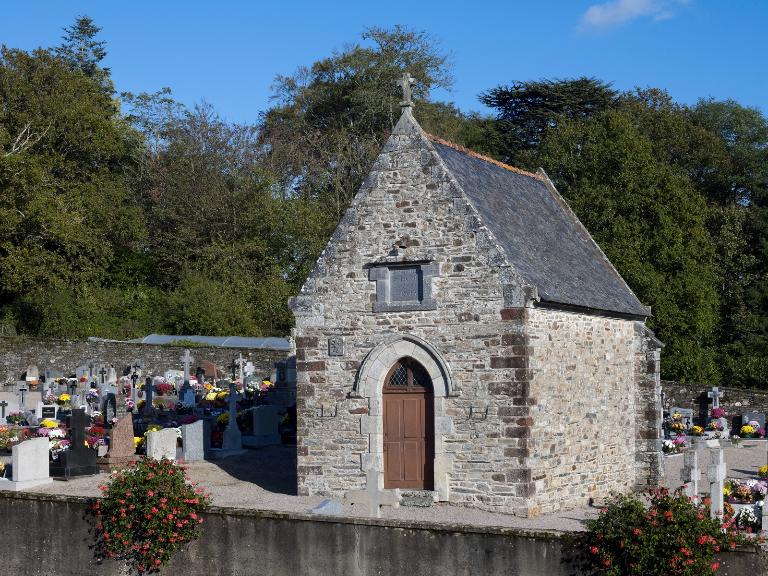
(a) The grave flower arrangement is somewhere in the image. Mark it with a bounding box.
[125,398,135,412]
[723,479,768,504]
[44,392,57,404]
[49,438,70,460]
[670,421,687,433]
[739,424,757,438]
[57,393,71,408]
[154,381,173,396]
[708,420,724,431]
[6,411,26,426]
[758,465,768,480]
[690,425,704,436]
[662,437,687,454]
[711,407,727,419]
[0,425,22,450]
[40,418,58,429]
[91,457,211,573]
[86,389,100,403]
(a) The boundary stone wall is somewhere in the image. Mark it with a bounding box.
[0,337,289,387]
[0,492,765,576]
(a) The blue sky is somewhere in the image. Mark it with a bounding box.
[1,0,765,124]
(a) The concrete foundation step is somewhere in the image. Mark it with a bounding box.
[400,490,437,507]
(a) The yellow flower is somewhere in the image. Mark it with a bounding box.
[723,486,731,497]
[204,383,213,391]
[216,391,228,400]
[262,379,273,388]
[741,425,756,436]
[691,425,703,436]
[205,392,217,401]
[217,413,229,425]
[40,418,57,429]
[759,465,768,479]
[133,436,144,447]
[58,393,71,402]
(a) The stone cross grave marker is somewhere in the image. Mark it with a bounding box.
[0,437,53,491]
[181,349,194,383]
[144,376,153,412]
[0,400,8,422]
[707,440,726,519]
[347,469,401,518]
[99,366,107,385]
[680,450,699,502]
[222,380,242,451]
[708,387,723,409]
[180,349,194,401]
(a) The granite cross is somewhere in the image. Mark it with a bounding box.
[707,442,726,519]
[397,72,416,108]
[708,387,723,409]
[99,367,107,385]
[0,400,7,419]
[235,354,247,383]
[180,349,194,384]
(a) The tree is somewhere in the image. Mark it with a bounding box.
[54,16,110,88]
[537,103,720,382]
[0,46,145,337]
[479,77,617,166]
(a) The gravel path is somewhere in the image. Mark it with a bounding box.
[7,441,764,533]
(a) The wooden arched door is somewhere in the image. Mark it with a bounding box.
[383,357,434,490]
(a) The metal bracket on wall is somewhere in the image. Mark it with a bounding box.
[315,404,338,419]
[465,405,489,421]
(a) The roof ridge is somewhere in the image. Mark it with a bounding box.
[424,133,544,181]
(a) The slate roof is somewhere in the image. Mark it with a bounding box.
[428,136,650,318]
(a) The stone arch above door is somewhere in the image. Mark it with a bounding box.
[353,334,456,399]
[351,335,455,505]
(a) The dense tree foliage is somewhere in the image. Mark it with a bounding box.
[0,19,765,387]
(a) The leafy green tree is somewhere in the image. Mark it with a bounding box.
[537,103,720,382]
[54,16,110,88]
[480,77,617,166]
[0,46,146,337]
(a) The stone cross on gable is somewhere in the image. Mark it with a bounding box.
[180,349,194,384]
[708,387,723,409]
[397,72,416,109]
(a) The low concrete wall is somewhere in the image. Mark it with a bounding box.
[0,492,766,576]
[0,337,289,387]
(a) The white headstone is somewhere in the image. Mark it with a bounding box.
[181,420,204,462]
[0,437,53,491]
[107,366,117,384]
[146,428,177,461]
[180,349,194,383]
[25,365,39,384]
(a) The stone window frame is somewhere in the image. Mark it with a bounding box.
[368,261,439,312]
[352,334,456,503]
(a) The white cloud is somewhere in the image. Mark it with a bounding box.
[578,0,687,32]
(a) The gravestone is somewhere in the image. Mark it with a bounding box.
[680,450,699,502]
[143,376,153,413]
[742,411,766,431]
[146,428,177,461]
[243,405,282,448]
[16,383,29,409]
[670,407,693,429]
[25,365,39,385]
[707,440,726,519]
[0,400,13,424]
[50,408,99,480]
[36,402,58,420]
[179,349,194,400]
[181,420,204,462]
[97,415,136,470]
[180,388,195,407]
[0,437,53,491]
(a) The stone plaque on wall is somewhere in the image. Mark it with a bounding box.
[389,266,421,302]
[328,336,344,357]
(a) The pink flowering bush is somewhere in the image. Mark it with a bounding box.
[91,458,211,573]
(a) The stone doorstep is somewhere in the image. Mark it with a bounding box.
[0,477,53,492]
[400,490,438,507]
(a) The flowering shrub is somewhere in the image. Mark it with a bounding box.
[711,408,727,419]
[570,488,741,575]
[91,458,211,573]
[5,412,25,426]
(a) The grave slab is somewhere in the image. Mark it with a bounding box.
[146,428,177,461]
[97,414,137,471]
[182,420,204,462]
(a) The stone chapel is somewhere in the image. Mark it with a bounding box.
[290,80,663,517]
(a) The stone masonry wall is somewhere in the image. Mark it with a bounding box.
[292,111,538,515]
[634,323,663,489]
[0,337,288,387]
[527,309,638,515]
